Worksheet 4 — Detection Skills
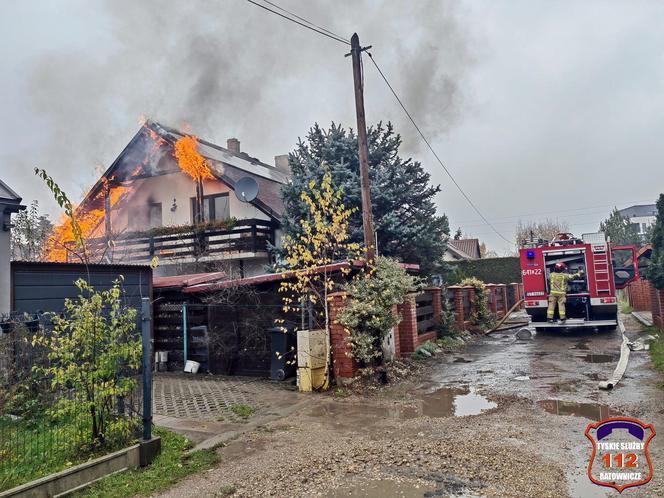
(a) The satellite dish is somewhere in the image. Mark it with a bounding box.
[234,176,259,203]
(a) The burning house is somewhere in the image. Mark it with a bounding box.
[47,120,291,277]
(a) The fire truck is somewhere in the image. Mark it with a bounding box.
[519,232,639,330]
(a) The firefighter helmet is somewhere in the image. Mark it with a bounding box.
[554,262,568,272]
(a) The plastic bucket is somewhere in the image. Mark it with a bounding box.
[184,360,200,374]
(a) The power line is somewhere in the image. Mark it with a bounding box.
[366,52,513,244]
[245,0,512,244]
[245,0,350,46]
[261,0,350,43]
[454,199,655,226]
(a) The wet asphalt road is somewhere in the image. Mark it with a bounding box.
[420,313,664,497]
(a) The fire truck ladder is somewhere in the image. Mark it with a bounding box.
[592,249,611,293]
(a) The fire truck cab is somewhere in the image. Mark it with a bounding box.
[519,232,639,330]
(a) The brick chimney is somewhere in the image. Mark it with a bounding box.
[274,154,290,175]
[227,138,240,154]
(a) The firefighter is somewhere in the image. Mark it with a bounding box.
[547,262,584,323]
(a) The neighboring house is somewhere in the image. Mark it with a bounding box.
[0,179,25,314]
[444,238,481,261]
[65,120,290,278]
[618,204,657,238]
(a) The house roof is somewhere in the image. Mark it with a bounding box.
[79,120,290,222]
[447,238,481,260]
[154,260,420,294]
[153,271,227,290]
[618,204,657,219]
[0,178,25,213]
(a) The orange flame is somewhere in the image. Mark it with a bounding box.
[174,135,214,182]
[44,185,129,262]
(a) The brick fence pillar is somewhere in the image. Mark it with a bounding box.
[327,291,358,379]
[486,284,497,315]
[510,283,521,307]
[501,284,509,316]
[397,292,418,354]
[392,304,401,358]
[448,286,464,328]
[468,287,476,324]
[657,289,664,331]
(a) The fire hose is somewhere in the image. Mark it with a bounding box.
[598,317,631,390]
[485,299,527,335]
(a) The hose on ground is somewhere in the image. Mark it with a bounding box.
[485,299,525,335]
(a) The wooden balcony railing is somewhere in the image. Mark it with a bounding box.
[84,218,276,264]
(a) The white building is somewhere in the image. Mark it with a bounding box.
[0,179,25,314]
[59,121,290,278]
[618,204,657,238]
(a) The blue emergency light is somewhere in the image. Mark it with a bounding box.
[526,250,536,259]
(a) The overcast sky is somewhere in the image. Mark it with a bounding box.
[1,0,663,254]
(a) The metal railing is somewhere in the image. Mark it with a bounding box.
[0,303,152,492]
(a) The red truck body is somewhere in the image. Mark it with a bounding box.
[519,232,639,330]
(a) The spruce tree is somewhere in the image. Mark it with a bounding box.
[280,122,449,275]
[599,207,642,246]
[646,195,664,289]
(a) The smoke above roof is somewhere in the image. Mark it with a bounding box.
[20,0,473,207]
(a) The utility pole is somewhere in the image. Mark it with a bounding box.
[349,32,376,262]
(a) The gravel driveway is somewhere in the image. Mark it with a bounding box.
[158,314,664,497]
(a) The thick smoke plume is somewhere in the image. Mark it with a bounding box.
[23,0,474,207]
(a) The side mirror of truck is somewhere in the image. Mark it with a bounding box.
[611,246,639,289]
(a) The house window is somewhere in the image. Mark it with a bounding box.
[149,203,162,228]
[191,193,230,223]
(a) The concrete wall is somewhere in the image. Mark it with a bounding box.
[0,224,9,314]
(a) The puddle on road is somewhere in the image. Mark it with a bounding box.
[575,353,618,363]
[326,479,434,498]
[421,387,497,417]
[326,478,483,498]
[307,387,497,423]
[538,399,619,420]
[307,402,419,423]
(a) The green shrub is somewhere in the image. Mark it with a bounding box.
[459,277,495,329]
[338,257,419,365]
[446,257,521,285]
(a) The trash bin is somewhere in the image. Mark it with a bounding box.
[269,327,297,381]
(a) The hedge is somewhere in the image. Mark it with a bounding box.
[446,257,521,285]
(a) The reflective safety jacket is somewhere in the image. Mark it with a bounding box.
[549,271,583,296]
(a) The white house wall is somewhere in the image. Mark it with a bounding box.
[96,170,269,236]
[629,215,656,234]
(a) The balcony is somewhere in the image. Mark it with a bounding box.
[84,218,276,265]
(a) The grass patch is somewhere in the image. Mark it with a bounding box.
[620,301,634,314]
[647,326,664,384]
[0,415,137,492]
[217,484,237,496]
[78,427,219,497]
[229,404,255,420]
